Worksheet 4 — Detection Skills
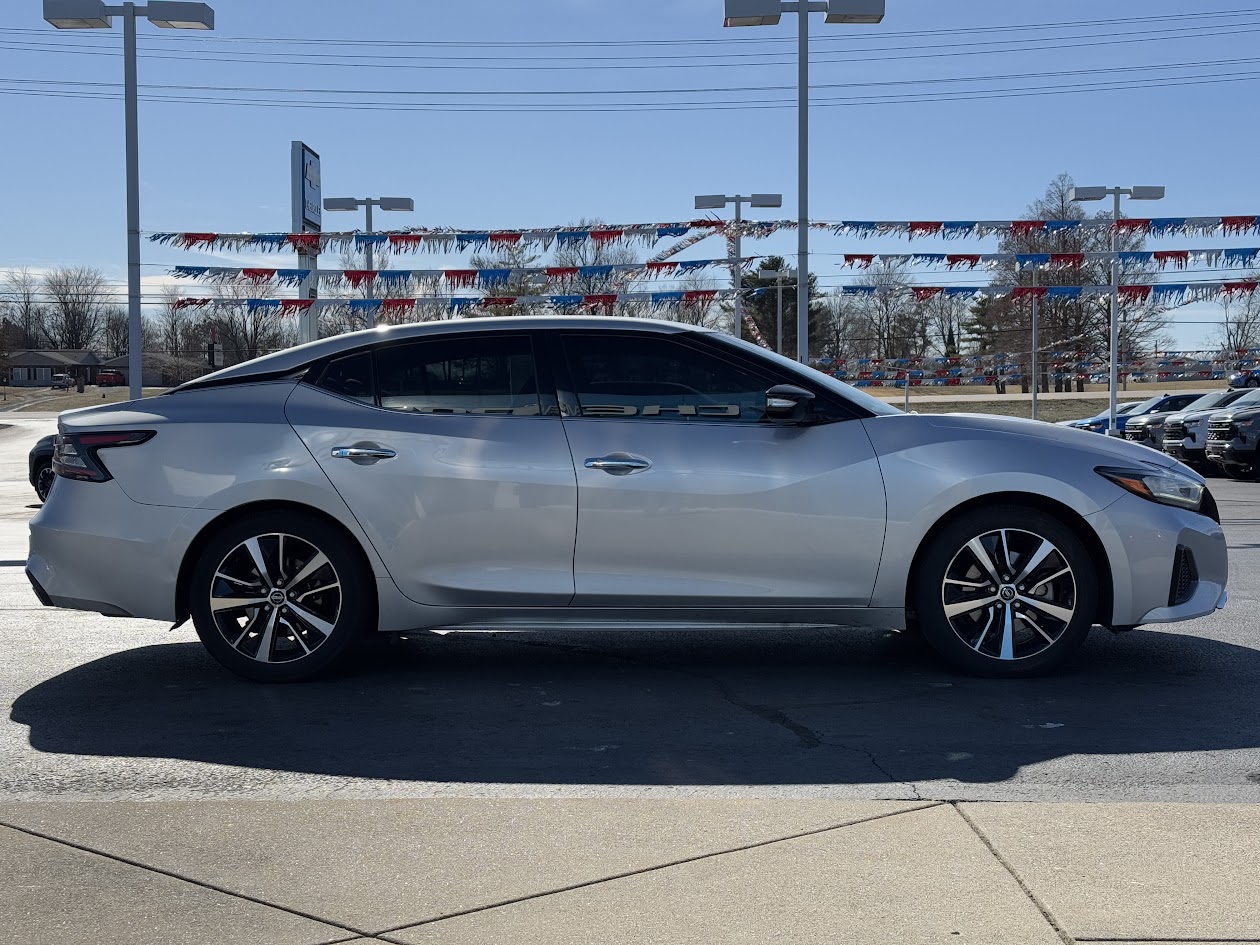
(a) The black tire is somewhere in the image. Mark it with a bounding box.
[189,511,375,682]
[911,505,1098,677]
[33,462,55,502]
[1247,378,1260,388]
[1222,464,1257,481]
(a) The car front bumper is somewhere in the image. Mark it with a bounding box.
[27,477,217,621]
[1205,441,1256,467]
[1087,491,1228,627]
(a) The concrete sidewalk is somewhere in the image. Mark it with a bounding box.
[1,799,1256,945]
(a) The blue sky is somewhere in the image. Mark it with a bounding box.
[2,0,1259,347]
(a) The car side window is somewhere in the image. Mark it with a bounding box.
[313,352,374,405]
[375,335,541,416]
[560,333,776,422]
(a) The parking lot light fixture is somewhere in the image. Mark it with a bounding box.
[758,266,797,355]
[323,196,415,324]
[724,0,887,364]
[696,193,782,338]
[1070,184,1166,437]
[43,0,217,401]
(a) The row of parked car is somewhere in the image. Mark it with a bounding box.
[1061,386,1260,480]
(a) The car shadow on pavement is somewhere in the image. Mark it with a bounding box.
[11,625,1260,787]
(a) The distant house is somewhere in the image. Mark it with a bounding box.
[4,350,102,387]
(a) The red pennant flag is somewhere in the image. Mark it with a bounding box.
[287,233,321,252]
[173,297,211,309]
[1224,280,1259,294]
[946,255,981,269]
[914,287,943,301]
[590,229,624,243]
[1222,216,1258,235]
[381,298,414,312]
[481,297,518,307]
[488,232,523,245]
[845,254,875,268]
[344,271,378,288]
[1114,219,1151,233]
[1050,253,1084,267]
[241,268,276,283]
[1011,221,1045,236]
[908,222,943,238]
[181,233,217,248]
[1012,286,1049,299]
[388,234,425,250]
[583,294,617,311]
[1118,285,1152,303]
[545,267,580,279]
[280,299,314,314]
[645,261,677,275]
[683,289,717,306]
[1153,251,1189,269]
[444,270,477,288]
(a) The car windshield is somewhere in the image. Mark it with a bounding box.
[1183,389,1242,412]
[1228,388,1260,407]
[708,334,903,416]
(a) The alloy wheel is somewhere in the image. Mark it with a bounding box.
[35,465,55,502]
[941,528,1077,661]
[208,532,342,664]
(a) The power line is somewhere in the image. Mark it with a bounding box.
[3,7,1258,49]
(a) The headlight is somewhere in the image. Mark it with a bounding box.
[1096,465,1204,512]
[1238,417,1259,433]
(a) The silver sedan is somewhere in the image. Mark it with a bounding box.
[27,317,1227,682]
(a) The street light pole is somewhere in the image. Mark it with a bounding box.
[724,1,887,364]
[44,1,216,401]
[123,3,141,400]
[759,266,797,354]
[1068,184,1165,435]
[696,193,782,337]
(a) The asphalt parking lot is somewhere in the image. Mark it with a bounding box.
[2,414,1259,804]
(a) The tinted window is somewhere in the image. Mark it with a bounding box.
[562,333,774,422]
[314,352,374,404]
[375,335,540,416]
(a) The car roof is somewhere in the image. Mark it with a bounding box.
[175,315,700,391]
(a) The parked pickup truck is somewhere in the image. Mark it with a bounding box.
[1206,397,1260,480]
[1163,388,1258,472]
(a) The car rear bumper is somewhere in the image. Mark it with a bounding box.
[27,478,217,622]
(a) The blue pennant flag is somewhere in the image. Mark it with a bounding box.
[650,291,684,307]
[455,233,489,251]
[276,269,310,284]
[350,299,383,313]
[1044,220,1081,233]
[579,265,614,279]
[247,299,281,313]
[1119,252,1152,264]
[677,259,710,273]
[1224,248,1259,264]
[1149,218,1187,235]
[354,234,388,249]
[477,269,512,287]
[556,231,588,245]
[174,266,209,278]
[1046,286,1083,299]
[449,297,478,312]
[842,285,877,295]
[943,287,978,297]
[657,226,688,238]
[550,295,584,308]
[1015,254,1050,267]
[941,222,978,237]
[250,234,288,248]
[376,270,410,284]
[910,254,946,264]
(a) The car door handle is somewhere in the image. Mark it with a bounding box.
[331,447,396,461]
[584,455,652,474]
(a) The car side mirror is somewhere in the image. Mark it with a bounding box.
[765,384,816,423]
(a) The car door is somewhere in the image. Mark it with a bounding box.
[552,329,887,607]
[285,332,578,608]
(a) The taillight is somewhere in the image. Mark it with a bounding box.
[53,431,155,483]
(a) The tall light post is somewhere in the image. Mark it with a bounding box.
[696,193,782,337]
[1068,184,1165,435]
[758,266,797,355]
[323,196,414,327]
[724,0,886,364]
[43,0,215,401]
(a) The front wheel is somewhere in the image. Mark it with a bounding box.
[911,506,1098,677]
[189,511,374,682]
[33,462,55,502]
[1222,464,1257,481]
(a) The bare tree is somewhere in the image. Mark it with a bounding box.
[41,266,110,350]
[1,267,47,349]
[207,282,291,365]
[848,259,926,359]
[1213,278,1260,352]
[101,307,129,358]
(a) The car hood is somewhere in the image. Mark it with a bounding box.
[1209,404,1260,423]
[923,412,1183,468]
[1126,409,1177,426]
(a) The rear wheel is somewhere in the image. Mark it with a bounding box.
[33,462,54,502]
[911,506,1097,677]
[189,511,374,682]
[1247,377,1259,388]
